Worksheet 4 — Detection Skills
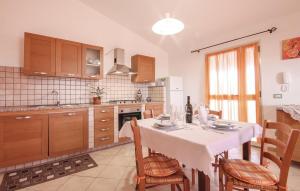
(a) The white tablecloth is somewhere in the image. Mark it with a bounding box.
[119,118,262,177]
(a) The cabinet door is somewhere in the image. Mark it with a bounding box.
[0,113,48,167]
[82,44,104,80]
[49,110,88,157]
[145,103,164,116]
[56,39,82,78]
[24,33,56,76]
[131,55,155,83]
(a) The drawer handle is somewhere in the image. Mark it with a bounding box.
[89,75,96,78]
[100,128,110,132]
[34,72,47,75]
[100,119,108,122]
[100,137,110,141]
[16,116,31,120]
[67,73,75,76]
[100,110,107,113]
[67,113,76,116]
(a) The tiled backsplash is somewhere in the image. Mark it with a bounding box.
[0,66,149,107]
[148,86,166,102]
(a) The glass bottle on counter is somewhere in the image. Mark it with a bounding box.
[185,96,193,123]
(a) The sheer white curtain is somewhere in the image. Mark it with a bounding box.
[208,50,239,121]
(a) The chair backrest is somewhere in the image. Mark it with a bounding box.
[143,109,154,119]
[209,110,222,119]
[260,121,300,188]
[130,117,145,177]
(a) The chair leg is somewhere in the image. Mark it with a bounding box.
[219,165,224,191]
[148,148,152,156]
[224,151,228,159]
[171,184,176,191]
[137,180,146,191]
[183,177,190,191]
[214,155,218,172]
[191,169,195,185]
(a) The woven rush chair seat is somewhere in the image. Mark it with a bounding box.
[144,154,180,177]
[146,170,185,184]
[222,159,277,187]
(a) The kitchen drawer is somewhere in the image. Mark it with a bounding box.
[94,117,114,127]
[94,135,114,147]
[94,107,114,119]
[94,126,114,137]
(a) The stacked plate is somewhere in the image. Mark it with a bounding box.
[210,122,238,131]
[154,120,175,129]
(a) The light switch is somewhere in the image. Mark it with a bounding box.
[273,94,282,99]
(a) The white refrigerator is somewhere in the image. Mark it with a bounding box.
[165,76,184,113]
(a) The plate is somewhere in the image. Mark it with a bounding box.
[210,124,238,131]
[154,121,175,129]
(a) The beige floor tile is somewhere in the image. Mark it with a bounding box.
[90,154,115,165]
[110,155,135,167]
[57,176,94,191]
[98,165,130,179]
[73,164,106,178]
[86,178,119,191]
[93,147,122,156]
[29,176,70,191]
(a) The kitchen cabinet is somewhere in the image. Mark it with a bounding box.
[56,39,82,78]
[145,103,164,117]
[131,55,155,83]
[82,44,104,80]
[0,113,48,167]
[23,33,56,76]
[49,109,88,157]
[94,106,114,147]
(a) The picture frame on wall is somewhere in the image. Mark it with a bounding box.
[282,37,300,60]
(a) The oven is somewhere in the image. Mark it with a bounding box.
[118,107,142,131]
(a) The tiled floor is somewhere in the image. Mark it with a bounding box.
[0,144,300,191]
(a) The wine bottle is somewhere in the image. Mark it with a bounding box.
[185,96,193,123]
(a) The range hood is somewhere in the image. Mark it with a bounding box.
[107,48,136,75]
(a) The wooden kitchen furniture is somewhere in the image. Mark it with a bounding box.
[24,33,56,76]
[277,109,300,162]
[49,109,88,157]
[145,102,164,117]
[131,54,155,83]
[23,32,104,79]
[0,112,49,167]
[94,106,114,147]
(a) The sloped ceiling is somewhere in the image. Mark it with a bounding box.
[80,0,300,54]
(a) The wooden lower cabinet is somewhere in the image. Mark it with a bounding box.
[0,113,48,167]
[49,109,88,157]
[145,103,164,117]
[94,106,114,147]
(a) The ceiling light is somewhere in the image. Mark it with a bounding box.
[152,18,184,36]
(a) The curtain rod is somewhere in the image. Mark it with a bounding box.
[191,27,277,53]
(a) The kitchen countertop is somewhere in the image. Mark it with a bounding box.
[0,102,164,113]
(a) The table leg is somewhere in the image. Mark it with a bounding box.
[242,141,251,161]
[198,170,210,191]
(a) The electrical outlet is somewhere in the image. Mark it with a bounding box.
[273,94,282,99]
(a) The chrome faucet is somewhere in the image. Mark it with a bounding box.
[51,90,60,106]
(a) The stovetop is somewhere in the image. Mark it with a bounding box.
[108,100,138,104]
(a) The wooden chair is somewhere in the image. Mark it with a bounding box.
[219,121,300,191]
[191,109,226,184]
[130,118,190,191]
[143,109,155,156]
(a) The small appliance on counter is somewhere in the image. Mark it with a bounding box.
[146,97,152,102]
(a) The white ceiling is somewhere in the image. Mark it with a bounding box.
[80,0,300,54]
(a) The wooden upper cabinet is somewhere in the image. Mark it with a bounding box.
[82,44,104,80]
[49,109,88,157]
[56,39,82,78]
[0,113,48,167]
[24,32,56,76]
[131,55,155,83]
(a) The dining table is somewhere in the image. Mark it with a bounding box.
[119,118,262,191]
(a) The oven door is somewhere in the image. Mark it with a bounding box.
[118,112,141,131]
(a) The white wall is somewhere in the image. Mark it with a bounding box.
[170,11,300,120]
[0,0,169,78]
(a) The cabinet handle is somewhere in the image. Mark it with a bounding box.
[34,72,47,75]
[16,116,31,120]
[89,75,96,78]
[67,73,75,76]
[100,128,110,132]
[100,110,107,113]
[100,137,110,141]
[100,119,108,122]
[67,113,76,116]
